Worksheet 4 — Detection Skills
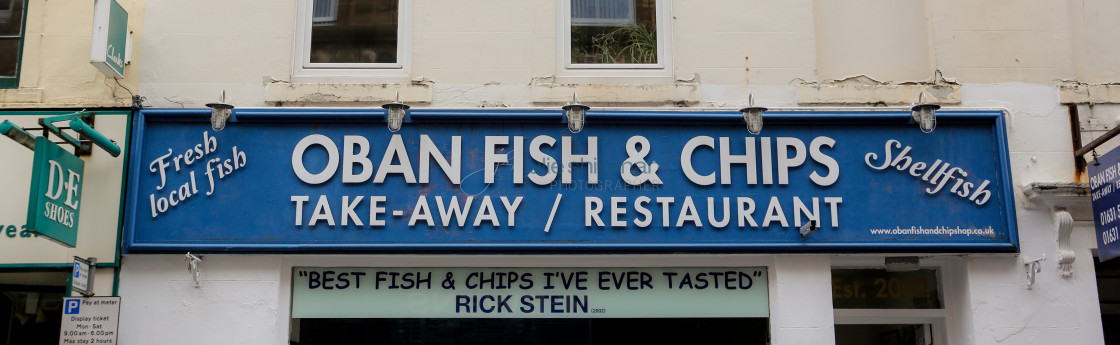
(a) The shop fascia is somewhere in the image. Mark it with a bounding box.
[123,107,1016,254]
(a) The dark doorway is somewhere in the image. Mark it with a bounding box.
[0,269,69,345]
[1096,257,1120,344]
[292,317,769,345]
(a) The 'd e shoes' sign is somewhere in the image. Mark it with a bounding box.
[28,136,84,247]
[124,109,1017,253]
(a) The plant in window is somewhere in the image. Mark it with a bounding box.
[588,24,657,64]
[569,0,658,65]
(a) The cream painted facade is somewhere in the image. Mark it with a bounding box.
[0,0,142,342]
[0,0,143,107]
[114,0,1120,345]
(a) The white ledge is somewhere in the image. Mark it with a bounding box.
[1022,182,1092,221]
[1059,83,1120,104]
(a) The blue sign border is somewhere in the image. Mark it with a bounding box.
[123,108,1018,254]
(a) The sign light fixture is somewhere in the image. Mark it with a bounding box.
[911,93,940,133]
[562,93,589,133]
[205,90,235,131]
[739,94,767,135]
[382,91,410,132]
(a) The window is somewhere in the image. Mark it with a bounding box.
[0,0,26,88]
[294,0,411,79]
[559,0,671,73]
[832,268,947,345]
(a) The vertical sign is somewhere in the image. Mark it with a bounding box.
[72,257,96,297]
[89,0,128,78]
[27,136,84,247]
[60,297,120,345]
[1090,149,1120,262]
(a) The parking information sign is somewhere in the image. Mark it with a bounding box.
[71,257,97,297]
[60,297,120,345]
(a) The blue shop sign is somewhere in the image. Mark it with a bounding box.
[1089,148,1120,261]
[123,109,1017,253]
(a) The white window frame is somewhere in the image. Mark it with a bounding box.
[557,0,673,78]
[293,0,412,81]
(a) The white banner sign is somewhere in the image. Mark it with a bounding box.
[293,267,769,318]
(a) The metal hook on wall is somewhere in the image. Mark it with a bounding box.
[1023,254,1046,290]
[185,252,202,288]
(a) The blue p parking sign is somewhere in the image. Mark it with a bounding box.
[64,299,80,314]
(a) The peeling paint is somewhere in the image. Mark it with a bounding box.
[794,80,961,106]
[261,76,288,85]
[529,75,557,85]
[263,82,434,104]
[529,82,700,106]
[675,73,700,84]
[1059,82,1120,104]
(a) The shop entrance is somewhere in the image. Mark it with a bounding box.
[0,269,68,345]
[1095,257,1120,344]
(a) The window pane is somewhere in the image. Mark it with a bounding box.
[831,269,942,309]
[310,0,398,64]
[0,39,18,77]
[570,0,657,64]
[0,0,24,36]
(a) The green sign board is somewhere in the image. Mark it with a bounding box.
[26,137,84,247]
[90,0,128,78]
[292,267,769,318]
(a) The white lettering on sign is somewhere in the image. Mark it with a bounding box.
[282,134,854,232]
[43,160,81,227]
[1089,160,1120,202]
[292,134,601,186]
[864,139,992,206]
[147,131,247,218]
[678,136,838,186]
[106,44,123,67]
[1104,227,1120,246]
[583,196,841,229]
